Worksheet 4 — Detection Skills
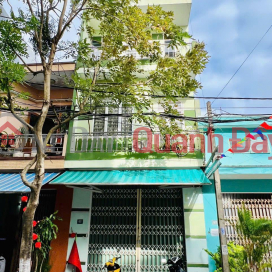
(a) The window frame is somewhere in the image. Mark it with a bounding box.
[93,104,133,135]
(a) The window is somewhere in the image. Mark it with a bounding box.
[107,107,119,135]
[121,107,133,133]
[93,105,132,135]
[93,106,105,135]
[164,40,176,58]
[92,36,102,60]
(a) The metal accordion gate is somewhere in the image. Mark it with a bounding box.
[88,187,186,272]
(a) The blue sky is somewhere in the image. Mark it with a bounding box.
[190,0,272,115]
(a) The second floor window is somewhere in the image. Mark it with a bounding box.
[93,105,132,136]
[164,40,176,58]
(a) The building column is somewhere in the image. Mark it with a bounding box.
[183,187,209,272]
[202,180,220,272]
[49,185,73,272]
[66,188,93,272]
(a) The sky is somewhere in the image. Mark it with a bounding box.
[2,0,272,116]
[190,0,272,116]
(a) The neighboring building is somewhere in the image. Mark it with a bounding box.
[49,2,214,272]
[0,62,75,169]
[0,62,75,271]
[200,115,272,271]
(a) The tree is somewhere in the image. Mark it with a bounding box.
[0,0,209,271]
[32,212,62,272]
[204,242,248,272]
[235,206,272,271]
[205,207,272,272]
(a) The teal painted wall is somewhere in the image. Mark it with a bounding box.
[200,119,272,170]
[221,179,272,193]
[202,181,220,272]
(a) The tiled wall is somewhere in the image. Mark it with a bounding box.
[66,188,92,272]
[183,187,209,272]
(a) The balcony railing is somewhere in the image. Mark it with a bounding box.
[70,132,196,155]
[70,132,136,153]
[92,40,176,61]
[0,133,67,158]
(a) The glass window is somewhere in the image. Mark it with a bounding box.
[107,107,119,135]
[121,107,132,134]
[93,105,133,135]
[164,40,176,57]
[93,106,105,135]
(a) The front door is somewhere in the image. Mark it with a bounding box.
[88,187,185,272]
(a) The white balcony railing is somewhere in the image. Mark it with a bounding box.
[92,40,176,61]
[70,132,196,155]
[0,133,67,158]
[70,132,136,153]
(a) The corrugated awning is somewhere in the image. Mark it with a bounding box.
[0,172,60,193]
[50,169,211,186]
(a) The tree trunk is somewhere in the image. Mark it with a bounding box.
[19,68,52,272]
[19,185,42,272]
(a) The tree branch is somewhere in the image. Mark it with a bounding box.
[57,0,68,37]
[51,103,61,124]
[20,156,37,189]
[57,0,87,41]
[39,0,44,53]
[25,0,46,64]
[6,88,35,132]
[44,109,88,145]
[10,46,39,75]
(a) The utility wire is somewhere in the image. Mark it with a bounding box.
[24,81,272,101]
[211,23,272,105]
[195,96,272,100]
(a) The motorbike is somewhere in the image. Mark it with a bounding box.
[102,256,185,272]
[102,256,121,272]
[163,256,185,272]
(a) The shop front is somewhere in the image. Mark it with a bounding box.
[51,169,211,272]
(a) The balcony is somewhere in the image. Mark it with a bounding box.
[68,132,203,161]
[0,133,67,158]
[92,40,177,63]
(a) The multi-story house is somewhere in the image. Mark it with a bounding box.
[49,2,214,272]
[200,115,272,271]
[0,62,75,271]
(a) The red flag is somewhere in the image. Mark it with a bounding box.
[227,148,233,153]
[233,143,243,148]
[260,122,272,130]
[246,134,255,140]
[68,240,82,272]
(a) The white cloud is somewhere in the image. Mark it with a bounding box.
[210,2,239,20]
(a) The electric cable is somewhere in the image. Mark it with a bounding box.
[211,23,272,104]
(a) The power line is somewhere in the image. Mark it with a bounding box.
[24,81,272,101]
[211,23,272,104]
[196,96,272,100]
[2,104,272,124]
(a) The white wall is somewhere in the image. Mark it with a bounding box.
[66,189,92,272]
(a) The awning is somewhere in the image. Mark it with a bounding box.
[0,172,60,193]
[50,169,211,186]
